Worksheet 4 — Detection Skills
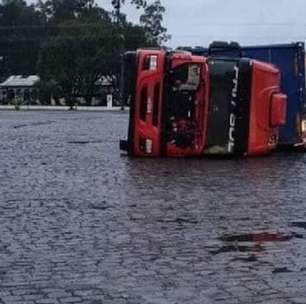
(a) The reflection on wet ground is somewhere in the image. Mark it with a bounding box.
[1,111,306,304]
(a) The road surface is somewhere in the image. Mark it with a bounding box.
[0,111,306,304]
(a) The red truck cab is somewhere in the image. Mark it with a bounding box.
[120,49,286,157]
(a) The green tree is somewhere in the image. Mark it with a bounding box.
[37,0,152,106]
[36,0,97,22]
[37,20,150,106]
[37,17,124,106]
[0,0,45,77]
[0,0,42,26]
[140,0,169,45]
[111,0,146,23]
[111,0,169,46]
[0,0,167,105]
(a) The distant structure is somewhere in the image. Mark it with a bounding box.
[68,76,117,107]
[0,75,118,106]
[0,75,40,105]
[91,76,118,107]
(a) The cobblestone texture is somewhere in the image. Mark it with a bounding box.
[1,111,306,303]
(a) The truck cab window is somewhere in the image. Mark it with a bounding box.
[143,55,158,71]
[170,64,201,91]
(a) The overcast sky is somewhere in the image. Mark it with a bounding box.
[28,0,306,47]
[98,0,306,47]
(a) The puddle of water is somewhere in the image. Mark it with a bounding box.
[232,255,258,262]
[220,232,303,243]
[13,121,54,129]
[210,245,255,255]
[292,222,306,229]
[89,201,113,211]
[68,141,90,144]
[157,217,199,224]
[13,124,28,129]
[272,267,293,274]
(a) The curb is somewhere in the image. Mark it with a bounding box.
[0,106,130,112]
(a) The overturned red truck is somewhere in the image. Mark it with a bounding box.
[120,49,287,157]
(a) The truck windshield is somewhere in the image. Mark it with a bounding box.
[164,63,202,149]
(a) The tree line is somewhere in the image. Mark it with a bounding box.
[0,0,169,106]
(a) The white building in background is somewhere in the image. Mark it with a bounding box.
[0,75,118,106]
[0,75,40,104]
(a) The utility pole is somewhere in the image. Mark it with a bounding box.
[120,49,125,111]
[112,0,125,110]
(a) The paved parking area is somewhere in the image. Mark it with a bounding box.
[1,111,306,304]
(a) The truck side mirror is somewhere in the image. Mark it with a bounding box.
[270,93,287,127]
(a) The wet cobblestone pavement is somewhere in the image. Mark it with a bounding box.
[1,111,306,304]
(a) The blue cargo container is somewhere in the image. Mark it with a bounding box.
[178,42,306,148]
[243,43,305,147]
